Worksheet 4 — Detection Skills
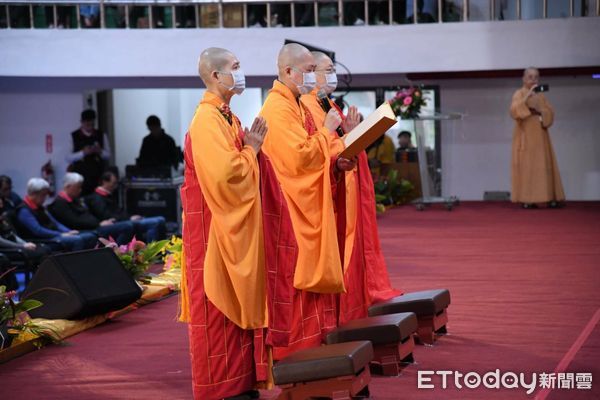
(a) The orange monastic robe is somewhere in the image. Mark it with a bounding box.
[510,88,565,203]
[302,92,402,325]
[181,91,267,400]
[260,80,343,360]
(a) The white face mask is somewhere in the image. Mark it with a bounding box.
[218,68,246,95]
[291,67,316,95]
[321,72,338,94]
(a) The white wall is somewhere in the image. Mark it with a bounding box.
[438,75,600,200]
[0,91,84,196]
[1,18,599,78]
[112,88,264,172]
[2,79,599,201]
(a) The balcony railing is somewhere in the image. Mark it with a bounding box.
[0,0,598,29]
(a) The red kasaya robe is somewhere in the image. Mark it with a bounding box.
[259,80,344,360]
[301,92,402,325]
[180,91,268,399]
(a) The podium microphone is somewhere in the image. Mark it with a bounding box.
[317,90,345,137]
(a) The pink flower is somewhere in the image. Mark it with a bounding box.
[403,96,413,106]
[126,237,146,252]
[164,254,174,270]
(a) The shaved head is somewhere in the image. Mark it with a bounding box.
[277,43,314,76]
[522,66,540,89]
[312,51,336,93]
[523,66,539,77]
[311,51,332,68]
[276,43,316,96]
[198,47,237,85]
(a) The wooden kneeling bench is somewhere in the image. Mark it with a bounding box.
[368,289,451,345]
[326,313,418,376]
[273,341,373,400]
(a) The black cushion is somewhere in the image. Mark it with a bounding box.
[368,289,451,318]
[273,341,373,385]
[326,313,418,345]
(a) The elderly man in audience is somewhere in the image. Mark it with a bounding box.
[49,173,134,245]
[86,171,166,242]
[15,178,97,251]
[0,175,23,213]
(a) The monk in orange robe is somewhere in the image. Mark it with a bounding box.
[259,43,356,360]
[510,67,565,208]
[302,51,401,325]
[180,47,269,400]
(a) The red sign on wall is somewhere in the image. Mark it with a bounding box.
[46,133,53,154]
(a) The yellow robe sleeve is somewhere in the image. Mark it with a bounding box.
[538,95,554,129]
[510,89,532,120]
[261,87,345,294]
[300,93,356,273]
[188,104,267,329]
[301,93,346,156]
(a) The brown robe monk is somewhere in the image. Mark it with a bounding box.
[510,88,565,204]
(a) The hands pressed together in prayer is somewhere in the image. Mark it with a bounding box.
[324,109,342,133]
[243,116,268,154]
[342,106,360,133]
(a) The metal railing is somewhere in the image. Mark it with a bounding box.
[0,0,598,29]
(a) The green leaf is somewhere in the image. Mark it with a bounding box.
[17,299,43,313]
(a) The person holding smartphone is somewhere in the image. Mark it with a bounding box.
[509,67,565,209]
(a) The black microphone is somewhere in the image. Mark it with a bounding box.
[317,90,344,137]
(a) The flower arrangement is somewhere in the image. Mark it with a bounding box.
[1,269,60,350]
[99,237,169,280]
[161,236,183,272]
[389,86,427,119]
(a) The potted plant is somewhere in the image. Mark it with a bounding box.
[1,269,59,350]
[99,237,169,281]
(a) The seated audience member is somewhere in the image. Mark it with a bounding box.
[15,178,97,251]
[397,130,415,150]
[49,173,134,245]
[136,115,181,171]
[86,171,166,242]
[1,197,51,264]
[0,175,23,212]
[367,133,396,179]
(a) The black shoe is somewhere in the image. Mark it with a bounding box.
[522,203,537,209]
[548,201,560,208]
